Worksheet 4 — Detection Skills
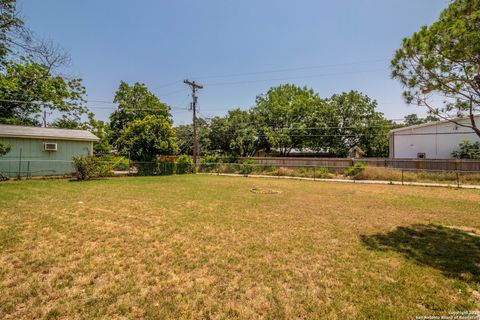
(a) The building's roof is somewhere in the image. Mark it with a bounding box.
[0,124,99,141]
[389,115,480,134]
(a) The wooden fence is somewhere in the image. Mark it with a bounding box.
[238,157,480,172]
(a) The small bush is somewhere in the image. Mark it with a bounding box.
[240,159,256,175]
[73,156,114,180]
[354,167,402,181]
[315,167,331,179]
[345,162,366,177]
[217,163,237,174]
[277,167,296,177]
[156,161,176,175]
[176,155,193,174]
[98,156,129,171]
[200,155,218,173]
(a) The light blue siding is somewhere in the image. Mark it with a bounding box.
[0,137,93,177]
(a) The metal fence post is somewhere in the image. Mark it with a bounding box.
[313,166,316,181]
[456,170,460,188]
[401,169,404,186]
[27,161,30,179]
[17,147,22,180]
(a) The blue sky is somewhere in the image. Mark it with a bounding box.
[19,0,449,125]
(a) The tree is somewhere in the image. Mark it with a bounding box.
[0,59,86,125]
[452,140,480,159]
[0,0,22,58]
[207,109,260,157]
[110,81,171,145]
[0,140,10,156]
[51,117,82,129]
[175,118,211,155]
[318,91,391,157]
[391,0,480,138]
[252,84,323,155]
[116,115,178,161]
[85,113,112,155]
[403,113,440,126]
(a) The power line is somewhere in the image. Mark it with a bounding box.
[205,69,387,86]
[190,58,389,80]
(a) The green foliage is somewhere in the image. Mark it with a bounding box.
[72,156,113,180]
[391,0,480,137]
[452,140,480,159]
[110,81,172,145]
[51,117,82,129]
[345,162,366,177]
[175,119,211,156]
[0,0,23,59]
[202,86,391,158]
[176,155,193,174]
[98,155,129,171]
[85,113,112,155]
[110,82,176,160]
[318,91,392,157]
[208,109,259,157]
[0,141,11,156]
[239,159,256,175]
[117,115,178,161]
[199,154,218,173]
[316,167,330,179]
[253,84,323,156]
[0,59,87,125]
[403,114,440,127]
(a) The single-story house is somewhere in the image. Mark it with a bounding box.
[389,115,480,159]
[0,124,99,177]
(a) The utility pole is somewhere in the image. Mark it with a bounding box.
[42,108,47,127]
[184,79,203,168]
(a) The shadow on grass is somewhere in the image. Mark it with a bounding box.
[361,224,480,285]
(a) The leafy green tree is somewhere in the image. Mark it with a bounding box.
[175,118,211,155]
[117,115,178,161]
[391,0,480,138]
[452,140,480,159]
[0,0,23,58]
[403,113,440,126]
[207,109,260,157]
[85,113,112,155]
[0,59,86,125]
[51,117,82,129]
[252,84,323,155]
[0,140,11,156]
[312,91,392,157]
[110,81,171,145]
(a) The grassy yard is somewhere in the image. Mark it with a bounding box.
[0,175,479,319]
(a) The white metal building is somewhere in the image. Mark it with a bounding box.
[389,116,480,159]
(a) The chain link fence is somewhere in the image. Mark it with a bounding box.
[1,158,480,187]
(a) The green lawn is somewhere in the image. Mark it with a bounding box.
[0,175,479,319]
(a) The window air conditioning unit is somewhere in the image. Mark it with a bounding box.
[43,142,58,151]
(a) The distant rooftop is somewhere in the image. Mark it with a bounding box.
[0,124,99,141]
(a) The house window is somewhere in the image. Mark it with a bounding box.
[417,153,426,159]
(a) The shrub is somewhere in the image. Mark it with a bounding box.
[239,159,256,175]
[452,140,480,159]
[135,162,156,176]
[345,162,366,177]
[354,167,402,181]
[98,156,129,171]
[0,141,11,156]
[200,154,218,173]
[277,167,296,177]
[73,156,114,180]
[156,161,176,175]
[176,155,193,174]
[315,167,331,179]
